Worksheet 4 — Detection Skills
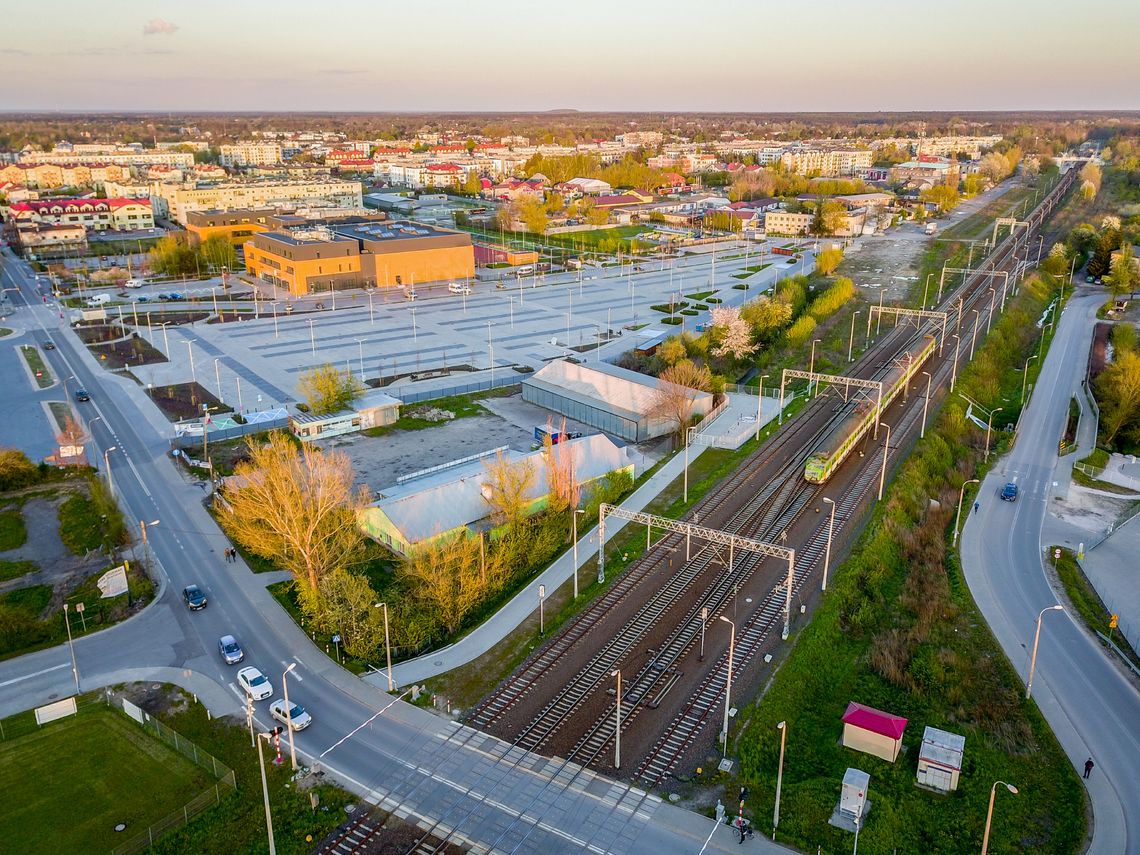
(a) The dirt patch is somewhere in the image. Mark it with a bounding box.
[838,236,925,302]
[88,334,167,370]
[126,311,210,327]
[1051,484,1135,534]
[146,382,232,422]
[405,405,456,423]
[1090,321,1111,381]
[73,323,131,344]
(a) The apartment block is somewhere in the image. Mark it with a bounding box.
[152,179,364,224]
[219,142,284,168]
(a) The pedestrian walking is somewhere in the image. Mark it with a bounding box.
[1084,757,1094,779]
[974,501,980,514]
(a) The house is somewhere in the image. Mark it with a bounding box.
[916,726,965,793]
[483,177,545,201]
[290,390,401,442]
[594,190,653,208]
[359,434,636,555]
[562,177,612,196]
[891,156,960,189]
[841,702,907,762]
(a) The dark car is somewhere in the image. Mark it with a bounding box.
[43,341,55,350]
[75,388,91,402]
[182,584,207,610]
[1001,482,1019,502]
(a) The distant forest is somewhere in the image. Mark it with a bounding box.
[1,110,1138,151]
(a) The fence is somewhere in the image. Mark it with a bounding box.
[393,374,522,405]
[397,445,508,485]
[171,408,290,448]
[108,693,237,855]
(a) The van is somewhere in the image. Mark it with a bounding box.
[406,290,417,301]
[448,283,473,295]
[124,278,145,289]
[517,266,534,276]
[85,293,111,306]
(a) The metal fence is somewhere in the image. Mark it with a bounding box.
[171,411,290,448]
[109,694,237,855]
[394,375,522,405]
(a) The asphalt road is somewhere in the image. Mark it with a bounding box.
[0,245,770,854]
[961,290,1140,855]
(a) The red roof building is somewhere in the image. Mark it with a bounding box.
[841,701,907,762]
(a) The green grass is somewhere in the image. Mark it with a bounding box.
[1078,448,1110,470]
[1051,547,1140,670]
[0,583,51,614]
[144,688,354,855]
[19,345,53,388]
[651,302,688,313]
[47,401,75,434]
[687,290,717,301]
[0,328,12,337]
[0,708,212,854]
[0,509,27,551]
[0,560,36,582]
[1070,467,1139,494]
[57,494,107,554]
[731,264,771,280]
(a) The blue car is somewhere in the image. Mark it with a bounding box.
[1001,482,1019,502]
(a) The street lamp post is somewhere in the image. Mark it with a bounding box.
[984,407,1004,462]
[848,311,860,362]
[184,340,196,382]
[773,720,787,840]
[877,423,891,502]
[755,374,769,442]
[683,425,698,504]
[922,272,933,309]
[374,602,394,691]
[255,732,278,855]
[1021,356,1039,405]
[214,358,223,402]
[951,333,962,391]
[920,371,932,438]
[307,319,316,357]
[981,781,1019,855]
[103,446,118,499]
[821,497,836,591]
[986,288,997,335]
[717,615,735,759]
[354,338,366,380]
[953,479,981,546]
[809,339,821,397]
[282,663,298,770]
[611,669,622,769]
[571,508,585,599]
[63,603,80,693]
[970,310,981,360]
[1026,605,1064,699]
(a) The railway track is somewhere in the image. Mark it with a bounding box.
[316,171,1076,855]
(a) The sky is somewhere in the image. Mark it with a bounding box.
[2,0,1138,113]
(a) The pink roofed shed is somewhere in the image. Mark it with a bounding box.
[841,702,907,762]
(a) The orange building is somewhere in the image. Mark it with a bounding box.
[244,220,475,297]
[186,208,277,246]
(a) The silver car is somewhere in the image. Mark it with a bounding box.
[269,698,311,731]
[218,634,244,665]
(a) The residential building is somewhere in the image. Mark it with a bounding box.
[7,197,154,231]
[874,135,1003,160]
[779,146,873,177]
[20,146,194,168]
[186,207,387,246]
[0,162,130,189]
[763,207,865,238]
[152,179,364,224]
[219,142,283,168]
[243,220,474,296]
[891,156,960,188]
[8,222,87,257]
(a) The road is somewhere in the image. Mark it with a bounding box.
[0,245,776,854]
[961,290,1140,855]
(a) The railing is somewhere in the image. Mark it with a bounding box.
[397,445,509,485]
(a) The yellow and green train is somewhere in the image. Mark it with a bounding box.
[803,335,936,484]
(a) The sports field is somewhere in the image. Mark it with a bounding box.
[0,707,210,853]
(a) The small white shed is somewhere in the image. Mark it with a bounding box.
[840,768,870,819]
[916,726,966,792]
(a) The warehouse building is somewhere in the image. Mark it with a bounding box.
[522,359,715,442]
[243,219,475,296]
[359,434,635,556]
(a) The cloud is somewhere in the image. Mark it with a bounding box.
[142,18,179,36]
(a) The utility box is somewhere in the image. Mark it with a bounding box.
[916,726,965,792]
[840,768,870,819]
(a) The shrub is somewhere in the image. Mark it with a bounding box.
[0,449,40,492]
[784,314,817,348]
[807,276,856,322]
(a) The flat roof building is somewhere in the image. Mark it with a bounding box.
[244,219,475,296]
[522,359,715,442]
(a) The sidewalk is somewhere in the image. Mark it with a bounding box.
[378,441,708,688]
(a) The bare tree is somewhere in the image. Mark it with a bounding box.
[543,419,580,514]
[649,360,713,440]
[217,432,368,596]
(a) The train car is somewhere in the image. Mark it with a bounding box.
[804,335,936,484]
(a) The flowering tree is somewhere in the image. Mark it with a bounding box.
[709,306,757,361]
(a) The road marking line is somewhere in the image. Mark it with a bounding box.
[0,662,69,687]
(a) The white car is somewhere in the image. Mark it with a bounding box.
[124,278,146,288]
[269,698,312,731]
[236,666,273,701]
[447,282,473,295]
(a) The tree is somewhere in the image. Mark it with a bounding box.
[217,432,367,595]
[657,336,688,366]
[398,534,485,635]
[543,423,579,514]
[481,450,536,528]
[1088,228,1122,278]
[585,205,609,226]
[0,448,40,491]
[199,234,236,272]
[514,196,549,234]
[1096,350,1140,445]
[811,200,845,236]
[740,296,793,341]
[709,306,757,361]
[147,233,199,277]
[1107,245,1136,299]
[1079,162,1102,196]
[815,247,844,276]
[920,185,960,214]
[298,364,365,415]
[649,360,713,439]
[462,172,482,196]
[979,153,1013,184]
[315,568,384,659]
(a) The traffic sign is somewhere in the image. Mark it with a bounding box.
[1109,614,1119,629]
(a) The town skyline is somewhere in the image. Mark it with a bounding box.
[3,0,1139,112]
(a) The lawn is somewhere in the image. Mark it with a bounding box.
[89,333,168,369]
[0,509,27,551]
[20,346,53,388]
[0,708,210,854]
[58,494,111,554]
[47,402,76,434]
[362,387,515,436]
[146,382,232,422]
[0,559,36,582]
